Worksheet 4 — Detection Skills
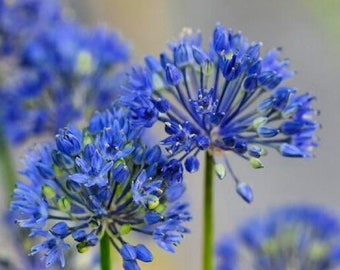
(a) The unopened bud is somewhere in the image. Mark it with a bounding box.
[42,184,55,199]
[57,196,71,212]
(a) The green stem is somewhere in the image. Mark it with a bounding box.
[100,232,112,270]
[0,128,17,203]
[203,151,214,270]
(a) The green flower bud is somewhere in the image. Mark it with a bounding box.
[224,51,233,60]
[155,203,166,214]
[77,242,89,253]
[57,196,71,212]
[42,184,55,199]
[147,196,159,210]
[120,224,132,235]
[202,60,213,76]
[260,147,268,156]
[152,73,165,91]
[82,132,92,146]
[249,157,264,169]
[215,163,226,180]
[252,117,268,129]
[308,242,328,260]
[262,238,279,255]
[53,164,64,178]
[76,50,93,75]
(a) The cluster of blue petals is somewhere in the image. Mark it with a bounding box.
[122,24,319,203]
[0,0,61,54]
[0,0,129,144]
[0,214,64,270]
[216,205,340,270]
[10,107,191,269]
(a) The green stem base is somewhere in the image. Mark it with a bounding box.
[100,232,112,270]
[203,152,214,270]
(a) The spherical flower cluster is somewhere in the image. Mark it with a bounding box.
[122,24,319,203]
[10,107,191,269]
[0,0,129,144]
[216,205,340,270]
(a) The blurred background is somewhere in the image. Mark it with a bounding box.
[3,0,340,269]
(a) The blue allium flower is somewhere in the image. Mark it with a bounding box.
[10,107,191,269]
[122,24,319,203]
[0,0,129,144]
[216,205,340,270]
[30,232,70,268]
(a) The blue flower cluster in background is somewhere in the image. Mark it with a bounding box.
[0,0,129,144]
[0,0,61,54]
[122,24,319,203]
[10,105,191,269]
[216,205,340,270]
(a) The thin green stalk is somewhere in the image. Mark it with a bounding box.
[100,231,112,270]
[0,128,17,203]
[203,151,214,270]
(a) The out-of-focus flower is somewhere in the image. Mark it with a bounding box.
[0,0,129,144]
[215,236,237,270]
[0,0,62,54]
[122,23,319,203]
[10,106,191,269]
[216,205,340,270]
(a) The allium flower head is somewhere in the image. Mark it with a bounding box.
[122,24,319,203]
[0,0,129,144]
[216,205,340,270]
[10,107,191,269]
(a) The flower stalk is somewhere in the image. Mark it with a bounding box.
[100,232,112,270]
[203,151,214,270]
[0,128,17,202]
